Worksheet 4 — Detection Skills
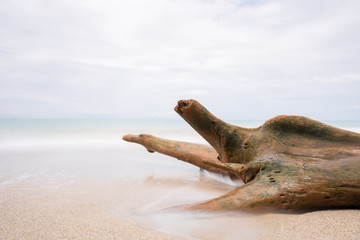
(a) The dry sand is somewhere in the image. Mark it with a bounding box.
[0,179,184,240]
[0,177,359,240]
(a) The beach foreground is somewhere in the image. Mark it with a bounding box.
[1,176,359,240]
[0,179,184,240]
[0,120,359,239]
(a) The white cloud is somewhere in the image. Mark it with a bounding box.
[0,91,61,103]
[0,0,359,120]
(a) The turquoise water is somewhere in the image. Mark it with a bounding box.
[1,118,358,131]
[0,119,188,130]
[0,118,359,148]
[0,118,359,155]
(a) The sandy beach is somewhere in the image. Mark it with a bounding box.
[2,0,360,238]
[1,175,359,240]
[0,179,184,240]
[0,120,359,239]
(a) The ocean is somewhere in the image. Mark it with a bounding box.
[1,119,359,239]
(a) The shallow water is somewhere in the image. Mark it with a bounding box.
[0,119,359,239]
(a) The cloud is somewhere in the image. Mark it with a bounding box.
[0,91,61,103]
[0,0,359,119]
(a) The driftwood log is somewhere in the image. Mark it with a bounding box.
[123,99,360,211]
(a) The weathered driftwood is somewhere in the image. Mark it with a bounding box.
[123,99,360,211]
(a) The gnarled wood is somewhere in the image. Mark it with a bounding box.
[122,134,229,175]
[123,99,360,211]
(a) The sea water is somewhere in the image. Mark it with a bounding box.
[0,119,359,239]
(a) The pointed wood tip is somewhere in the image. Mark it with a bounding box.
[122,134,138,142]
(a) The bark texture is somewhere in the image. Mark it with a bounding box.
[123,99,360,211]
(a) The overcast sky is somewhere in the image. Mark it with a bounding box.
[0,0,359,120]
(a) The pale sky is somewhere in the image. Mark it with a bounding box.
[0,0,359,120]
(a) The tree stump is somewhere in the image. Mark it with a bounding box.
[123,99,360,211]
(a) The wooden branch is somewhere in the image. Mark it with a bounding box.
[122,134,230,176]
[175,99,258,163]
[123,99,360,211]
